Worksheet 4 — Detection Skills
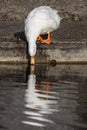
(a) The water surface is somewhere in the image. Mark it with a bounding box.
[0,64,87,130]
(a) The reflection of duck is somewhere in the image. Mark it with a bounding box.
[22,65,58,127]
[25,6,62,64]
[25,66,57,113]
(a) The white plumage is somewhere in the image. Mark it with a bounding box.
[25,6,62,64]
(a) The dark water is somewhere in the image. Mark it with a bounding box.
[0,64,87,130]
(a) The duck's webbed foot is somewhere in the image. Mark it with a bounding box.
[37,32,51,45]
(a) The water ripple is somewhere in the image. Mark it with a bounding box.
[23,72,59,127]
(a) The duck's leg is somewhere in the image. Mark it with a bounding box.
[37,35,43,41]
[37,32,51,45]
[42,32,51,45]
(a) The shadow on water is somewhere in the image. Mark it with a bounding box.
[0,64,87,130]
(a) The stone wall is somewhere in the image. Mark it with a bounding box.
[0,0,87,22]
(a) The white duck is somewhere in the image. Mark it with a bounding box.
[25,6,62,64]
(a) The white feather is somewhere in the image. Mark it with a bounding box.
[25,6,62,56]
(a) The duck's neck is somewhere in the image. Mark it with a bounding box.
[28,39,36,65]
[28,38,36,54]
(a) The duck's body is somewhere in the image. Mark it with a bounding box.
[25,6,62,64]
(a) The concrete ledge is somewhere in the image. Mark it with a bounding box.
[0,21,87,64]
[37,40,87,64]
[0,38,27,64]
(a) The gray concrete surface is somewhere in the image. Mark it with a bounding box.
[0,20,87,63]
[0,0,87,63]
[0,0,87,21]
